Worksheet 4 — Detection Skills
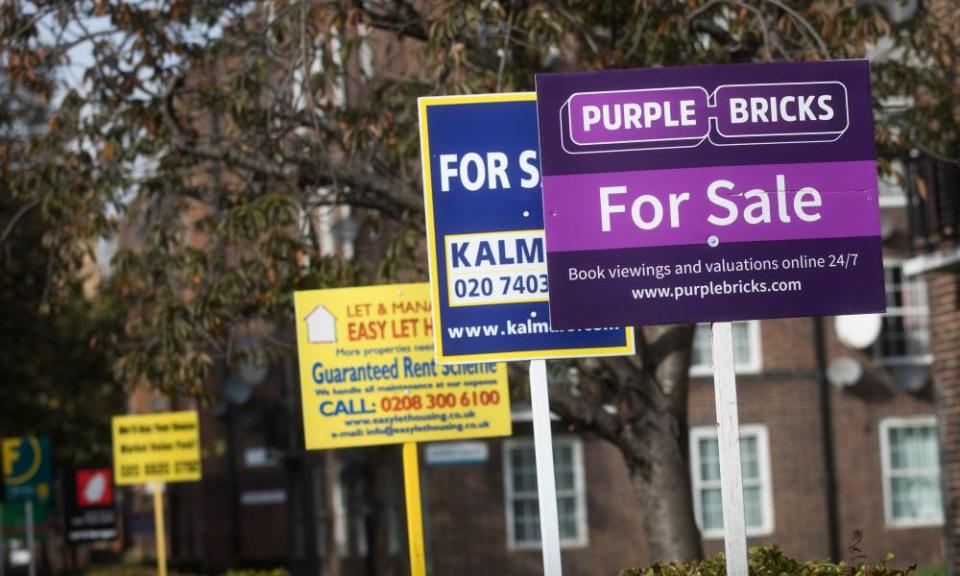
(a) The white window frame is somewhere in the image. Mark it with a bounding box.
[874,260,932,365]
[689,424,775,539]
[877,158,908,208]
[879,416,943,528]
[502,436,588,550]
[690,320,762,377]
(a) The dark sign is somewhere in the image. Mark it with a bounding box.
[535,60,885,328]
[63,468,118,544]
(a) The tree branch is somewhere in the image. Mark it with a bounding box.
[914,142,960,167]
[548,383,622,442]
[353,0,429,42]
[0,197,41,248]
[762,0,831,59]
[645,324,696,370]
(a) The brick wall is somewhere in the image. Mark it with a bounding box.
[420,314,945,574]
[425,431,649,576]
[928,270,960,574]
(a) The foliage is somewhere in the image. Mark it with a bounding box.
[619,546,917,576]
[0,0,955,397]
[0,64,123,466]
[0,193,124,464]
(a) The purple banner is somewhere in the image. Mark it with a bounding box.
[535,60,885,328]
[543,160,879,252]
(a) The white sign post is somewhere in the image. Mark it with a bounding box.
[711,322,748,575]
[529,359,563,575]
[533,60,884,576]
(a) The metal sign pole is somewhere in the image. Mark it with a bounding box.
[24,500,34,576]
[711,322,748,576]
[0,502,5,576]
[529,359,562,576]
[402,443,426,576]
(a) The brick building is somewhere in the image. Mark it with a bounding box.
[903,151,959,575]
[421,317,943,575]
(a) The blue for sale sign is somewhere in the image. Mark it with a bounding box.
[418,93,634,363]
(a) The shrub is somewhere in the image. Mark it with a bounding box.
[619,546,916,576]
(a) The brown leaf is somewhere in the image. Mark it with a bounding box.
[102,141,115,162]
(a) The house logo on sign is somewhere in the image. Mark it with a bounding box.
[305,305,337,344]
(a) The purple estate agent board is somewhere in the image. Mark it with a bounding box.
[534,60,886,329]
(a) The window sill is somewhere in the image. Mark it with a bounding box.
[885,518,944,529]
[700,527,774,540]
[872,355,934,368]
[878,196,907,208]
[690,366,762,378]
[508,539,589,551]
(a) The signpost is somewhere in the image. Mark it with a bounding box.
[1,435,51,576]
[418,93,634,364]
[535,60,885,575]
[293,283,512,576]
[112,411,202,576]
[63,468,119,544]
[418,93,637,575]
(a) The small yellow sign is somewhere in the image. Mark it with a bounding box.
[111,411,202,485]
[294,283,512,449]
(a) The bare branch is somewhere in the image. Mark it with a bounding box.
[914,142,960,167]
[0,197,41,248]
[548,383,622,442]
[762,0,831,59]
[495,0,515,92]
[353,0,429,42]
[645,324,696,371]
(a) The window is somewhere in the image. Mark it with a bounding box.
[878,159,907,207]
[690,425,774,538]
[880,417,943,527]
[503,437,587,549]
[873,264,931,363]
[691,321,761,376]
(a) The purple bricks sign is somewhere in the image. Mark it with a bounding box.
[535,60,885,329]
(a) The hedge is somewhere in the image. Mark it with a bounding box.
[619,546,918,576]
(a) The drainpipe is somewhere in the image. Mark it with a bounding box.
[814,316,841,561]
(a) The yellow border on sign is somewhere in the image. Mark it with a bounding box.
[418,92,636,364]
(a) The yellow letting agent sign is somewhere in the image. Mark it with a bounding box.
[111,411,202,485]
[294,283,512,449]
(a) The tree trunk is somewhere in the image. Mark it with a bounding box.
[547,324,703,563]
[624,409,703,562]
